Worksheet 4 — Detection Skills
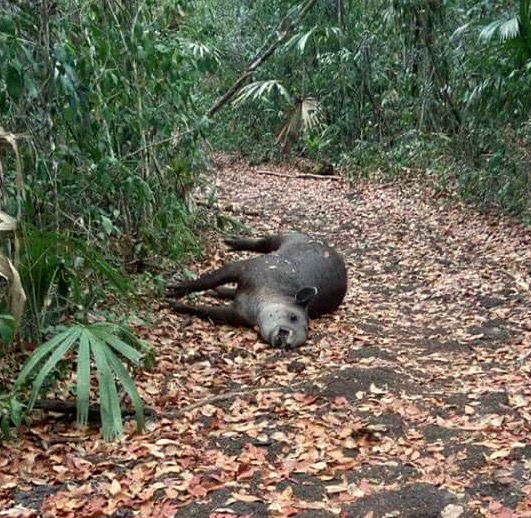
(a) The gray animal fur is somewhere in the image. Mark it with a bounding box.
[166,232,347,348]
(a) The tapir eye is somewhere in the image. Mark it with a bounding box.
[289,313,298,322]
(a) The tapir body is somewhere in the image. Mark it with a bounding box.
[166,232,347,348]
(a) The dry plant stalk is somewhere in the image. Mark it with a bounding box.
[0,128,27,332]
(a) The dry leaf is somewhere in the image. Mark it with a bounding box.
[441,504,464,518]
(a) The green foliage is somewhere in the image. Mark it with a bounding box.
[0,1,208,267]
[233,80,292,105]
[0,1,217,440]
[480,0,531,65]
[195,0,531,221]
[0,313,16,349]
[18,228,130,340]
[0,395,24,441]
[14,322,149,441]
[0,0,217,350]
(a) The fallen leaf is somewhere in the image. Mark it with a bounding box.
[441,504,464,518]
[230,493,263,503]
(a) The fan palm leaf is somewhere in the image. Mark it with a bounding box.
[14,323,148,440]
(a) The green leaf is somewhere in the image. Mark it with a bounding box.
[14,327,81,390]
[15,322,146,441]
[9,398,24,427]
[76,331,91,426]
[104,347,144,432]
[450,23,470,45]
[6,66,24,100]
[1,416,10,439]
[232,80,291,106]
[71,238,129,293]
[0,314,15,346]
[100,215,113,235]
[90,337,123,440]
[27,328,82,409]
[0,15,16,36]
[284,26,317,54]
[25,76,38,99]
[480,17,520,43]
[90,325,143,365]
[497,18,520,41]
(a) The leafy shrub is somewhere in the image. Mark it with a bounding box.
[0,1,207,265]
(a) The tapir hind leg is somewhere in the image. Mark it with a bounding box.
[168,301,250,327]
[224,234,283,254]
[166,263,240,300]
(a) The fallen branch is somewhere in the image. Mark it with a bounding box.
[33,399,156,422]
[34,384,307,423]
[34,399,100,421]
[256,169,342,181]
[167,386,287,418]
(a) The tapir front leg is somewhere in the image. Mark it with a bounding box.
[224,234,284,254]
[207,287,237,300]
[168,301,250,327]
[166,263,240,300]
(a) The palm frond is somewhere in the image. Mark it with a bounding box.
[450,23,470,45]
[300,98,324,131]
[276,97,324,152]
[27,328,82,408]
[13,322,148,440]
[104,346,145,432]
[232,80,291,106]
[181,40,221,67]
[480,17,520,43]
[89,324,143,365]
[283,26,318,54]
[76,332,91,426]
[283,26,342,55]
[14,327,81,390]
[382,5,397,26]
[91,335,123,441]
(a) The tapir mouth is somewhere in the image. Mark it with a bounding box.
[271,327,292,348]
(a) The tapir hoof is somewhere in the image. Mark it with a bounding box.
[223,237,239,251]
[167,300,191,313]
[165,284,188,300]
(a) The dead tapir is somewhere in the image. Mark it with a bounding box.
[166,232,347,348]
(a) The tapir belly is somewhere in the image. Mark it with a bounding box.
[238,244,347,318]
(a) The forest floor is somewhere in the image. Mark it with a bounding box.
[2,157,531,518]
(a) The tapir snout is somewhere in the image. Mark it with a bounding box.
[271,326,296,349]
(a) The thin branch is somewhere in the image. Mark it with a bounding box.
[256,169,342,181]
[125,126,198,159]
[206,0,319,118]
[167,387,284,418]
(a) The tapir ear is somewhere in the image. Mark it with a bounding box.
[295,286,318,307]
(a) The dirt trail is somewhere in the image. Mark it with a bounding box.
[2,159,531,517]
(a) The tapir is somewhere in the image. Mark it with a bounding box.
[166,232,347,348]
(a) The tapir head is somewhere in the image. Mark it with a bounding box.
[257,287,318,349]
